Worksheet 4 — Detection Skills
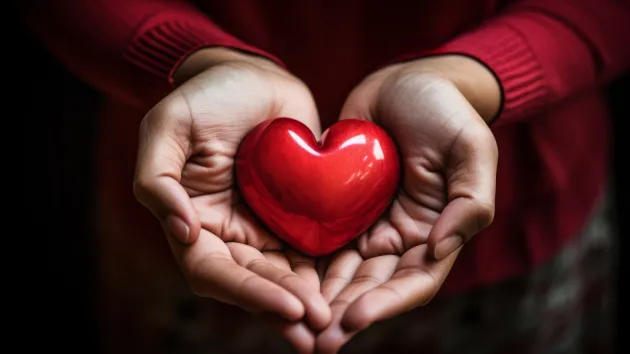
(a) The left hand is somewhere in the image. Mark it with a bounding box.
[315,55,501,353]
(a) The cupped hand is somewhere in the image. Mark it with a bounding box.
[316,55,500,353]
[132,48,330,353]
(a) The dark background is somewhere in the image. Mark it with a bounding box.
[20,4,627,353]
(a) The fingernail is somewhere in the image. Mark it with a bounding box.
[165,214,190,243]
[434,235,464,260]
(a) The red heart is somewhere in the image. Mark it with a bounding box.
[235,118,400,256]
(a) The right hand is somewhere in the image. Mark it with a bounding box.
[132,48,330,353]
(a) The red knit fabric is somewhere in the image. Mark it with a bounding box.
[21,0,630,295]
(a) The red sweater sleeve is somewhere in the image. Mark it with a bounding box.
[425,0,630,125]
[19,0,282,109]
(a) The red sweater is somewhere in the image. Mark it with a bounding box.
[23,0,630,295]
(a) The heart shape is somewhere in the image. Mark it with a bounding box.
[235,118,400,256]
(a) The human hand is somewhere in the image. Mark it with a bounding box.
[132,47,330,353]
[316,55,501,353]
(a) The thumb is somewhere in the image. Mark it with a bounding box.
[133,99,200,244]
[428,122,498,260]
[338,67,398,122]
[338,84,377,122]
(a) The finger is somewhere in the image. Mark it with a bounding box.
[314,309,350,354]
[263,251,292,271]
[229,243,332,331]
[360,196,441,258]
[358,214,408,259]
[286,250,321,292]
[341,244,460,331]
[316,256,398,353]
[330,255,399,311]
[337,72,385,122]
[264,314,316,354]
[320,250,363,302]
[193,192,283,250]
[275,88,322,139]
[133,97,200,244]
[168,229,304,320]
[429,124,498,260]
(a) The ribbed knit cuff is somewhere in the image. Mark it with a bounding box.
[436,23,549,123]
[393,22,551,124]
[124,13,284,87]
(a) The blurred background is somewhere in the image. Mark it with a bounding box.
[22,3,628,353]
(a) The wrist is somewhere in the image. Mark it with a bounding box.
[401,55,502,123]
[172,47,282,86]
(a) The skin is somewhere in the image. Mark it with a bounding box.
[133,47,501,354]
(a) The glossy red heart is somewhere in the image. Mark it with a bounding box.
[235,118,400,256]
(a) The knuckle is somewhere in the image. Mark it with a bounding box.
[328,299,350,308]
[243,258,269,272]
[188,280,205,297]
[350,274,383,286]
[359,234,399,258]
[322,271,348,284]
[132,177,152,202]
[474,198,496,228]
[357,239,375,258]
[184,265,207,297]
[278,273,300,287]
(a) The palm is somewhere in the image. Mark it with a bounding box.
[316,72,497,352]
[181,139,281,250]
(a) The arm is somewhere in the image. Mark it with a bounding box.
[18,0,283,109]
[398,0,630,125]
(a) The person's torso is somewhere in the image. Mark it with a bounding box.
[97,0,612,295]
